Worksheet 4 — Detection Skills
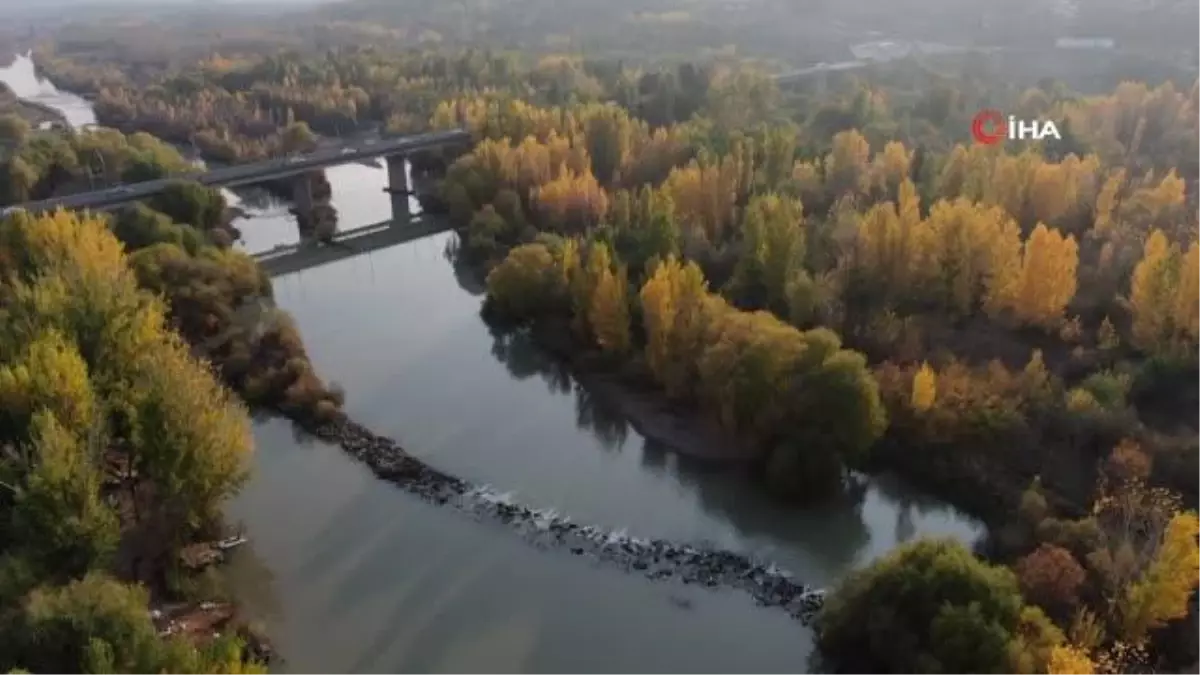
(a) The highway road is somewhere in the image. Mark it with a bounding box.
[9,128,471,214]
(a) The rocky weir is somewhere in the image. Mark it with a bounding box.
[308,416,827,623]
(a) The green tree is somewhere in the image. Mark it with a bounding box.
[147,181,227,232]
[817,538,1049,673]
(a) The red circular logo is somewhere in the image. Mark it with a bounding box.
[971,109,1007,145]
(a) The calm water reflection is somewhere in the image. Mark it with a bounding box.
[223,230,982,672]
[227,419,817,673]
[3,52,984,672]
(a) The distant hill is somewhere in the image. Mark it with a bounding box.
[305,0,854,66]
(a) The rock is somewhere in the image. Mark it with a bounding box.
[305,414,824,626]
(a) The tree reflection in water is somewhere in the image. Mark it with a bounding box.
[482,318,878,581]
[229,186,288,212]
[443,236,488,297]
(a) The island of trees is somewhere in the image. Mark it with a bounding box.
[0,7,1197,673]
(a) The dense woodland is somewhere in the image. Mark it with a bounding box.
[0,118,342,671]
[0,12,1197,675]
[432,59,1200,673]
[0,208,268,672]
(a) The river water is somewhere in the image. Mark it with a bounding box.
[2,53,985,673]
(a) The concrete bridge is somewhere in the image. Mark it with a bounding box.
[11,129,472,226]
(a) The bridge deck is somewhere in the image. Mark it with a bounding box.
[12,129,470,214]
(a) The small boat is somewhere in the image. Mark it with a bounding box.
[215,535,248,551]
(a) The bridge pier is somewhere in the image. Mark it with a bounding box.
[292,172,316,215]
[384,155,412,226]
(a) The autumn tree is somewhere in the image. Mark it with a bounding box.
[485,242,570,319]
[1174,240,1199,344]
[581,104,634,185]
[911,362,937,413]
[280,120,317,154]
[605,186,680,279]
[824,129,872,199]
[534,169,609,235]
[1016,544,1087,619]
[662,153,747,245]
[1047,645,1096,675]
[993,223,1080,329]
[1129,230,1176,351]
[1119,511,1200,641]
[917,198,1021,316]
[639,256,711,399]
[0,209,264,673]
[727,193,806,314]
[588,261,632,355]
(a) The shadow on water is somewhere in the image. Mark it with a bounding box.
[480,318,877,577]
[224,543,285,622]
[442,236,488,297]
[228,186,289,213]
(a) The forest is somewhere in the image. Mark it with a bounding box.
[0,116,343,671]
[429,58,1200,674]
[0,13,1198,674]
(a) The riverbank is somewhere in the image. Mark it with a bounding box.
[526,318,756,463]
[0,81,68,129]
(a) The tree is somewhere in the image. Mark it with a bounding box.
[109,204,203,254]
[280,121,317,154]
[1,157,39,205]
[589,262,632,355]
[911,362,937,413]
[1120,511,1200,641]
[485,242,569,319]
[1174,240,1199,344]
[825,129,872,199]
[1047,645,1095,674]
[582,104,633,185]
[1128,228,1176,348]
[147,181,227,232]
[1008,224,1079,328]
[728,193,806,314]
[0,113,31,143]
[8,572,263,674]
[1016,544,1087,618]
[534,170,609,235]
[918,198,1020,316]
[0,330,97,442]
[638,256,711,399]
[817,538,1048,673]
[10,572,173,673]
[7,410,119,576]
[127,339,252,539]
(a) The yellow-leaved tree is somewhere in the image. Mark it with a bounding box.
[1130,230,1177,350]
[1011,223,1079,329]
[911,362,937,413]
[1120,511,1200,641]
[589,261,632,355]
[1047,644,1095,674]
[639,256,711,399]
[1174,241,1199,344]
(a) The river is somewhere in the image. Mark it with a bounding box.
[2,53,985,673]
